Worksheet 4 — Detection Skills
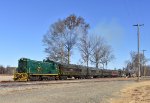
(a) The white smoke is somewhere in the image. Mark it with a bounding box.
[90,19,124,46]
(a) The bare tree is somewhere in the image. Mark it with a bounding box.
[79,32,114,73]
[0,65,5,74]
[78,33,99,76]
[43,14,89,64]
[43,20,68,63]
[129,51,149,75]
[79,33,91,76]
[100,45,115,69]
[79,33,90,66]
[90,35,105,68]
[63,15,89,64]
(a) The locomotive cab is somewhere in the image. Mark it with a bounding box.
[14,58,29,81]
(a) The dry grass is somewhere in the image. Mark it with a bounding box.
[110,80,150,103]
[0,75,13,82]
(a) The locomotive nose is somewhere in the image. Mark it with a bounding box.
[14,73,28,81]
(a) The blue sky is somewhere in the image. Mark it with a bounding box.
[0,0,150,69]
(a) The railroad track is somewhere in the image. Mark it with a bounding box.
[0,78,136,88]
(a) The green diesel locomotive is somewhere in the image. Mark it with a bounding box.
[14,58,59,81]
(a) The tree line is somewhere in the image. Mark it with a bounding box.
[0,65,15,74]
[43,14,114,69]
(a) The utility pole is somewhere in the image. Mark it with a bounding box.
[133,24,144,81]
[142,50,146,76]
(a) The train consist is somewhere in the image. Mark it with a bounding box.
[14,58,124,81]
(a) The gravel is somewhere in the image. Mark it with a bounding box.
[0,79,135,103]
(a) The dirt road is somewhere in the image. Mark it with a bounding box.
[0,78,135,103]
